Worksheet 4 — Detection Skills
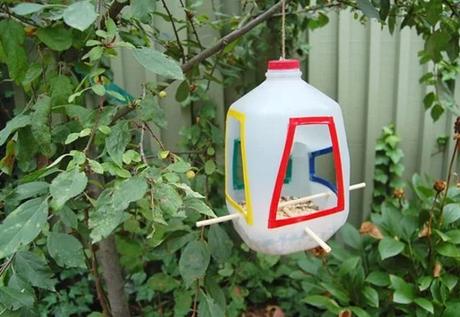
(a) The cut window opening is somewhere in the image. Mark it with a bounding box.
[269,117,344,228]
[233,139,292,190]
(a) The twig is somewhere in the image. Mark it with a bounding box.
[0,254,15,278]
[84,96,105,155]
[440,137,459,214]
[181,0,289,73]
[161,0,186,63]
[179,0,204,50]
[143,122,166,151]
[139,123,148,165]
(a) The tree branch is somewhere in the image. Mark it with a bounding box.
[161,0,187,63]
[181,0,288,73]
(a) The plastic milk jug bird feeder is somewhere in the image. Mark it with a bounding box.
[196,59,366,255]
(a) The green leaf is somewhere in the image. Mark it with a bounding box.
[303,295,340,313]
[414,298,434,314]
[88,159,104,174]
[423,92,436,109]
[357,0,380,19]
[204,160,216,175]
[131,0,156,22]
[15,182,49,201]
[63,0,98,31]
[0,114,31,146]
[0,20,28,82]
[31,95,52,155]
[112,176,148,210]
[138,96,166,128]
[350,307,371,317]
[13,251,55,290]
[446,230,460,244]
[105,121,130,167]
[425,30,450,63]
[337,223,362,249]
[50,169,88,209]
[443,204,460,225]
[174,289,192,317]
[366,271,390,286]
[417,276,433,291]
[89,192,125,242]
[184,198,216,218]
[362,286,379,308]
[198,291,225,317]
[11,3,45,15]
[98,125,111,135]
[155,183,183,216]
[65,133,80,145]
[60,206,78,229]
[378,237,405,260]
[122,150,141,165]
[133,47,184,80]
[175,80,189,102]
[47,232,86,268]
[36,25,73,51]
[0,286,34,310]
[208,225,233,263]
[22,63,43,89]
[167,160,191,173]
[443,302,460,317]
[147,273,179,293]
[179,240,210,287]
[437,243,460,258]
[431,104,444,121]
[0,198,48,259]
[91,84,106,96]
[390,275,415,304]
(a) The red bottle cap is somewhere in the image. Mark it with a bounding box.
[267,59,300,70]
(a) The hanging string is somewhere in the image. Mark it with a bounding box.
[281,0,286,59]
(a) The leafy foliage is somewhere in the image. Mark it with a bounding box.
[372,124,405,213]
[0,0,459,316]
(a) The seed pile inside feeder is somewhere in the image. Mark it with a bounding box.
[277,196,319,219]
[240,197,319,218]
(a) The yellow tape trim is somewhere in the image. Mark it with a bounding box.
[224,109,253,225]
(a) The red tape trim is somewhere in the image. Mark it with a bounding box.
[268,116,345,229]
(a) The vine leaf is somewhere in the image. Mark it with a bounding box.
[13,251,56,291]
[133,47,184,80]
[0,198,48,259]
[50,169,88,210]
[63,0,98,31]
[47,232,86,268]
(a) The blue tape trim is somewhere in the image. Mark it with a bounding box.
[309,146,337,194]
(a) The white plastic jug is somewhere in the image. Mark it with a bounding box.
[225,59,350,255]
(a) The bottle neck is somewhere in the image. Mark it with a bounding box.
[265,69,302,79]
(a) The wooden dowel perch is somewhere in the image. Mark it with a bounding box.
[304,226,331,253]
[195,182,366,228]
[196,213,242,227]
[278,182,366,209]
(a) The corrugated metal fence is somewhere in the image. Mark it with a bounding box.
[111,6,460,225]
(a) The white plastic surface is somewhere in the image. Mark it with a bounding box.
[225,65,350,255]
